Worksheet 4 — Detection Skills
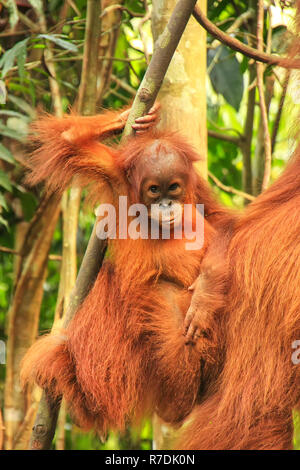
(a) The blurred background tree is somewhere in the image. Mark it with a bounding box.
[0,0,299,450]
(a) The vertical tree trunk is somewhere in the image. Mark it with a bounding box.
[28,0,102,450]
[151,0,207,449]
[240,0,257,198]
[253,75,274,195]
[97,0,124,103]
[152,0,207,177]
[3,1,66,448]
[53,0,102,448]
[4,194,61,450]
[27,0,199,450]
[240,62,255,198]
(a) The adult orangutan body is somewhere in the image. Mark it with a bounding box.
[178,156,300,449]
[21,108,300,450]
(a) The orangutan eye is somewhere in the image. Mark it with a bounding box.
[169,183,180,191]
[149,185,160,194]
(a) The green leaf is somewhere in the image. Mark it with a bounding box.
[0,143,15,164]
[17,41,27,81]
[0,170,13,192]
[0,193,8,211]
[8,82,34,100]
[0,122,26,141]
[6,117,28,136]
[32,44,46,50]
[208,46,244,111]
[7,94,36,119]
[0,214,9,230]
[0,110,30,122]
[6,0,18,29]
[37,34,78,53]
[0,38,29,78]
[0,80,7,104]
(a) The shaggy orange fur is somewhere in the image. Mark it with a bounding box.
[21,103,300,449]
[176,148,300,448]
[21,111,221,433]
[21,3,300,445]
[173,2,300,450]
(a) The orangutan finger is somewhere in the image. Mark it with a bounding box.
[185,324,197,345]
[148,102,160,114]
[188,280,197,291]
[132,122,155,130]
[183,310,195,334]
[135,129,154,135]
[119,109,130,122]
[135,114,157,124]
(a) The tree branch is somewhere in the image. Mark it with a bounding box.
[28,0,104,451]
[208,129,241,146]
[208,170,255,202]
[27,0,198,450]
[123,0,198,137]
[0,246,61,261]
[111,74,136,96]
[271,69,290,152]
[210,9,254,49]
[101,4,145,18]
[193,5,300,69]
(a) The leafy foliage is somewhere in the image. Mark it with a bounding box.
[208,46,244,111]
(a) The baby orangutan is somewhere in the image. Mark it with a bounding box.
[21,106,223,435]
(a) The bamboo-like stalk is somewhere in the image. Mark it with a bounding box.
[271,69,291,153]
[76,0,101,115]
[253,75,274,196]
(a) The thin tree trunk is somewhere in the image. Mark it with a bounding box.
[256,0,272,193]
[151,0,207,449]
[253,75,274,195]
[28,0,102,450]
[97,0,124,103]
[240,0,257,199]
[151,0,208,178]
[240,62,255,198]
[3,2,65,449]
[54,188,81,450]
[4,193,61,450]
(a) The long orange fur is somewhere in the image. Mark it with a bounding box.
[173,2,300,450]
[21,3,300,446]
[21,112,219,434]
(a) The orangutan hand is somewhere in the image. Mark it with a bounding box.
[183,276,212,346]
[120,102,160,134]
